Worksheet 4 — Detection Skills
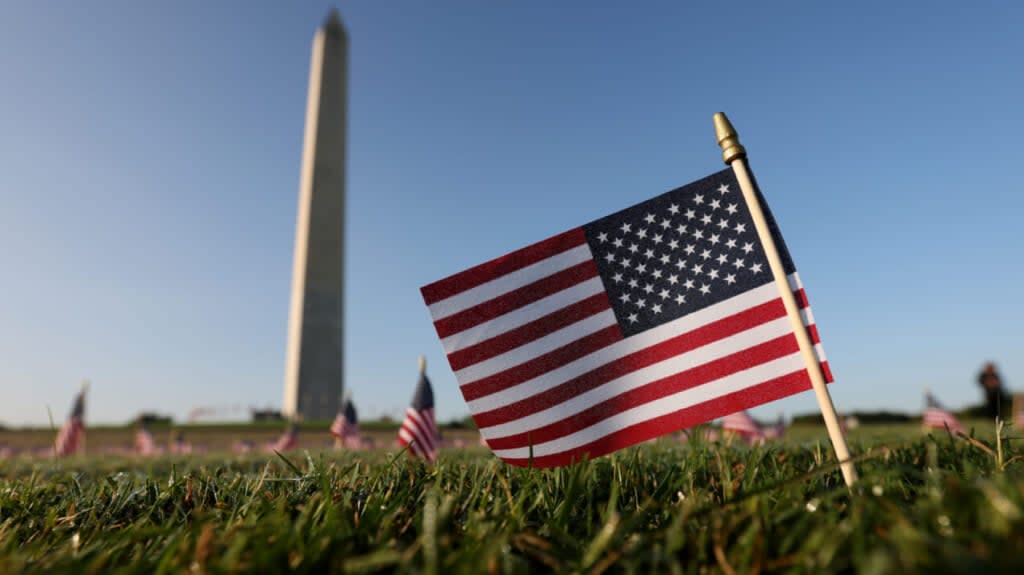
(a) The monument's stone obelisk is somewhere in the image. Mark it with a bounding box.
[283,10,347,421]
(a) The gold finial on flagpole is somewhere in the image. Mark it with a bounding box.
[418,355,426,374]
[713,112,747,164]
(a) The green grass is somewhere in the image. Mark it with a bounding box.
[1,426,1022,574]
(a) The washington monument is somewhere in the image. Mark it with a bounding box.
[283,10,347,421]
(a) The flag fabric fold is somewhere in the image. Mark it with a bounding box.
[422,169,831,467]
[398,370,439,461]
[54,388,86,457]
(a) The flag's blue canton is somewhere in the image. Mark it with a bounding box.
[412,374,434,410]
[583,169,773,338]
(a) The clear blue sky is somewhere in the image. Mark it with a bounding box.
[2,1,1022,426]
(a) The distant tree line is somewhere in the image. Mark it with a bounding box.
[791,411,914,425]
[135,412,174,426]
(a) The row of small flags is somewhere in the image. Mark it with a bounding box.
[39,387,1012,460]
[32,361,430,458]
[35,377,1007,460]
[41,365,441,460]
[27,384,1007,464]
[42,373,782,459]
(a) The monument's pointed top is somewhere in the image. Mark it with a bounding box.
[323,8,345,34]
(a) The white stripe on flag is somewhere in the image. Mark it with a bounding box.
[428,244,592,320]
[441,277,606,354]
[454,310,618,384]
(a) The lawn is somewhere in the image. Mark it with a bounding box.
[1,424,1022,574]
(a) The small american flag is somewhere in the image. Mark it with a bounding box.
[721,410,766,441]
[170,431,192,454]
[330,395,361,448]
[135,422,156,456]
[923,392,964,434]
[271,421,300,452]
[54,387,86,457]
[397,366,439,461]
[722,411,785,442]
[422,169,830,467]
[764,415,787,439]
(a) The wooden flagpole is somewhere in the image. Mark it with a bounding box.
[713,112,858,487]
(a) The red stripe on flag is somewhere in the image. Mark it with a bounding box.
[421,228,587,305]
[446,293,612,371]
[470,298,788,428]
[820,360,833,382]
[806,324,820,344]
[433,260,600,338]
[499,370,812,468]
[460,325,623,401]
[793,288,809,309]
[484,334,799,450]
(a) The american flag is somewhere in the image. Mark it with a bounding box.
[271,421,300,452]
[721,410,766,441]
[722,411,786,442]
[135,422,156,455]
[170,431,192,454]
[764,414,787,439]
[923,392,964,434]
[330,395,361,448]
[397,367,439,461]
[421,169,830,467]
[54,387,86,457]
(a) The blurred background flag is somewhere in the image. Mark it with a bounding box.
[923,392,964,434]
[421,168,829,468]
[764,413,787,439]
[270,421,300,452]
[330,393,361,448]
[721,410,766,441]
[54,384,87,457]
[170,430,192,455]
[397,357,439,461]
[134,421,156,456]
